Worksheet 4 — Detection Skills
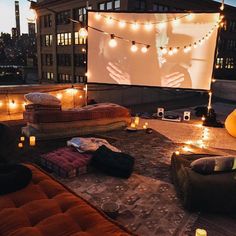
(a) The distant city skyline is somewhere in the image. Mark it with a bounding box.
[0,0,236,34]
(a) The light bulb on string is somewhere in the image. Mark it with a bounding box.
[108,34,117,48]
[193,42,198,48]
[27,9,37,22]
[198,39,203,45]
[173,47,179,54]
[106,16,114,25]
[132,22,140,30]
[158,21,166,30]
[220,2,224,11]
[79,27,88,39]
[160,47,167,55]
[144,22,153,31]
[168,48,173,56]
[187,13,194,21]
[119,21,126,28]
[141,45,150,53]
[173,18,180,26]
[95,12,101,20]
[131,41,138,52]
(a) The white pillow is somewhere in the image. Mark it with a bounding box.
[24,92,61,106]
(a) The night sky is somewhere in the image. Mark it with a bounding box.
[0,0,235,34]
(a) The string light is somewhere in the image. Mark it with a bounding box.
[78,27,88,39]
[131,22,140,30]
[0,101,2,107]
[173,18,180,26]
[173,47,179,54]
[9,100,16,109]
[168,48,174,56]
[220,0,224,11]
[193,42,198,48]
[119,20,126,28]
[131,41,138,52]
[187,13,194,21]
[56,93,63,100]
[160,47,167,55]
[141,45,150,53]
[144,22,153,31]
[108,34,117,48]
[158,21,166,30]
[106,16,114,25]
[95,12,101,20]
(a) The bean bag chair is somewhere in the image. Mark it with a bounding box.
[225,109,236,138]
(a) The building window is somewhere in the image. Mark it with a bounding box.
[114,0,121,10]
[135,0,147,10]
[57,33,72,46]
[43,72,54,80]
[75,75,86,83]
[75,54,87,67]
[58,73,72,83]
[225,58,234,69]
[153,4,170,12]
[216,58,224,69]
[229,21,236,32]
[98,1,113,10]
[74,32,86,45]
[56,10,71,25]
[226,39,236,50]
[42,54,53,66]
[57,54,71,66]
[74,7,87,23]
[42,34,52,46]
[43,14,52,28]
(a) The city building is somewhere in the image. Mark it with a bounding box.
[28,22,36,36]
[34,0,236,84]
[15,1,21,38]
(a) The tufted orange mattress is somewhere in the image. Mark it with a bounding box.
[0,164,131,236]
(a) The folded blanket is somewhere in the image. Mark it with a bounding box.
[67,137,121,153]
[25,104,61,112]
[91,145,134,178]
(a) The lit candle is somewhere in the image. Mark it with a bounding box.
[18,142,23,148]
[134,116,140,126]
[131,123,136,128]
[195,228,207,236]
[143,125,147,129]
[145,122,148,126]
[29,136,36,146]
[175,151,180,155]
[20,136,25,142]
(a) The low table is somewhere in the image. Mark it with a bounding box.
[171,152,236,212]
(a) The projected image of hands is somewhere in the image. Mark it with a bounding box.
[106,62,131,85]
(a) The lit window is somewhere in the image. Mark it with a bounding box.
[114,0,120,10]
[225,58,234,69]
[99,3,105,10]
[216,58,224,69]
[74,32,86,45]
[58,74,72,83]
[107,1,113,10]
[43,34,52,46]
[57,33,72,46]
[45,72,53,80]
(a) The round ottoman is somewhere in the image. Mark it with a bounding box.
[225,109,236,138]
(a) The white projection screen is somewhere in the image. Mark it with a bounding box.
[88,12,220,90]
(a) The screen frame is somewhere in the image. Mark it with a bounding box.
[86,10,221,92]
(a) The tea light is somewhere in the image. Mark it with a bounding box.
[195,228,207,236]
[18,142,23,148]
[134,116,140,126]
[175,151,180,155]
[145,122,148,126]
[143,125,147,129]
[20,136,25,142]
[131,123,136,128]
[29,136,36,146]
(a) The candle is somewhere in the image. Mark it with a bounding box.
[134,116,140,126]
[145,122,148,126]
[175,151,180,155]
[20,136,25,142]
[29,136,36,146]
[18,142,23,148]
[143,125,147,129]
[195,228,207,236]
[131,123,136,128]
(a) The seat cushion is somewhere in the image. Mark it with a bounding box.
[23,103,131,124]
[0,164,131,236]
[41,147,92,178]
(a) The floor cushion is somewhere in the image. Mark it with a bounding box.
[41,147,92,178]
[0,164,131,236]
[171,153,236,212]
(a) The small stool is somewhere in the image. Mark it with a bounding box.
[171,153,236,212]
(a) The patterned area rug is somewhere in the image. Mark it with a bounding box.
[58,129,198,236]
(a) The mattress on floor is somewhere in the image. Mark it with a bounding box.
[23,103,131,124]
[0,164,131,236]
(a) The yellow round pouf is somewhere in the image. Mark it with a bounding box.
[225,109,236,138]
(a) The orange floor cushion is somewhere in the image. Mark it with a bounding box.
[0,164,131,236]
[225,109,236,138]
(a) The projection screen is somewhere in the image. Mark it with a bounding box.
[88,12,220,90]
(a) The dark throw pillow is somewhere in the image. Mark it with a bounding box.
[190,156,236,175]
[0,164,32,195]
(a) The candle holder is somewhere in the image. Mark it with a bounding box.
[29,136,36,147]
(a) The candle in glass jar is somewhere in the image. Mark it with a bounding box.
[18,142,23,148]
[20,136,25,142]
[134,116,140,126]
[131,123,136,128]
[29,136,36,146]
[195,228,207,236]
